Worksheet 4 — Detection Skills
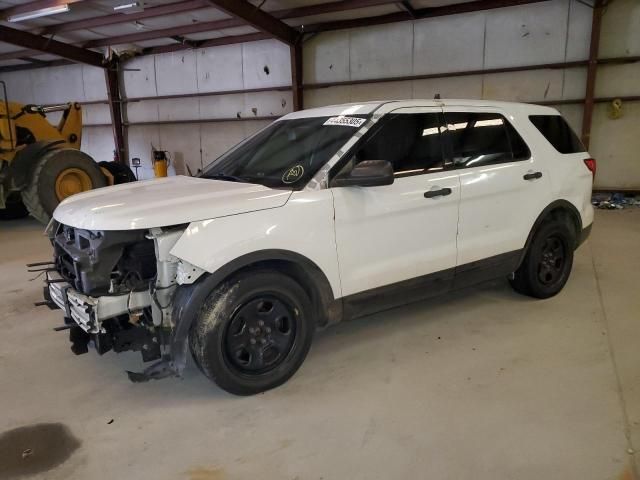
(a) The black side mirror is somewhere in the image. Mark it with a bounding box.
[331,160,394,188]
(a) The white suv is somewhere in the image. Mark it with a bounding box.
[40,99,595,395]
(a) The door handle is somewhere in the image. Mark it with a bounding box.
[523,171,542,180]
[424,187,452,199]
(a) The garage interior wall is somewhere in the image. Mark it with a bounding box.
[0,0,637,187]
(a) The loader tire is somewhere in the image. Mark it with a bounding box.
[98,161,137,184]
[21,149,107,224]
[0,192,29,220]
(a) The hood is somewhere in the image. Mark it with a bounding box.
[53,176,292,231]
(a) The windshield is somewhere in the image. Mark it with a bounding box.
[200,115,369,189]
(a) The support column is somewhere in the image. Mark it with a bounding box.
[290,41,303,111]
[581,0,604,149]
[105,61,127,164]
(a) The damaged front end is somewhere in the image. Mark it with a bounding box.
[39,221,205,381]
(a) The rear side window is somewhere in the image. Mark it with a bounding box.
[529,115,585,154]
[444,112,530,168]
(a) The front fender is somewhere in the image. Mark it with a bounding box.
[170,189,342,298]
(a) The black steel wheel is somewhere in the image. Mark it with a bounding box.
[224,296,297,375]
[189,270,314,395]
[537,235,566,286]
[510,217,575,299]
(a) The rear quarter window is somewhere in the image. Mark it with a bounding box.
[529,115,585,154]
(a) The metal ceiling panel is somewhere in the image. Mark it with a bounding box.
[170,6,230,22]
[123,37,177,48]
[182,30,228,41]
[87,21,149,36]
[12,4,111,27]
[29,53,64,61]
[0,41,25,53]
[95,0,182,8]
[198,25,258,37]
[134,10,229,29]
[285,4,403,27]
[53,29,104,41]
[410,0,479,7]
[0,58,29,66]
[258,0,332,10]
[0,20,30,31]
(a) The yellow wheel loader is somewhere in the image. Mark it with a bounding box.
[0,82,134,224]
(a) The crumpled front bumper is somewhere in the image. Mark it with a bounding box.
[46,271,151,334]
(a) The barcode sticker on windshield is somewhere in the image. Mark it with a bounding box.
[323,116,366,128]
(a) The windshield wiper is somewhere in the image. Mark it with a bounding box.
[203,173,247,183]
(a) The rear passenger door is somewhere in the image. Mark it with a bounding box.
[442,107,552,280]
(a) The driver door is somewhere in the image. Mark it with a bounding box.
[330,107,460,309]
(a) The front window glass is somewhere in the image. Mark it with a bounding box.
[200,116,368,189]
[349,113,446,177]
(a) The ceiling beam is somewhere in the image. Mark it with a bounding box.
[0,25,103,67]
[302,0,550,33]
[82,17,241,48]
[0,0,86,20]
[142,32,270,55]
[398,1,418,19]
[204,0,298,45]
[271,0,400,19]
[42,0,210,35]
[0,59,72,73]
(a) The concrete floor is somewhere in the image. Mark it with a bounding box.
[0,209,638,480]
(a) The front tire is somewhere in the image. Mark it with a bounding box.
[510,217,575,298]
[189,270,314,395]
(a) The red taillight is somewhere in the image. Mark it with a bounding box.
[584,158,596,180]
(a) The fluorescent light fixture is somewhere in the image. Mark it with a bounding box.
[8,4,69,22]
[113,2,143,12]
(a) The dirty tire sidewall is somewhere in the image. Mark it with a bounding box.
[190,270,314,396]
[510,219,575,299]
[22,149,107,224]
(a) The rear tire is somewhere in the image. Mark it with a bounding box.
[189,270,314,395]
[98,161,137,184]
[510,217,575,298]
[21,149,107,224]
[0,192,29,220]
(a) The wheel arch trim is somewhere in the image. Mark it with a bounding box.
[518,199,583,268]
[169,249,338,375]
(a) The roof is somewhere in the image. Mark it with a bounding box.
[280,99,559,119]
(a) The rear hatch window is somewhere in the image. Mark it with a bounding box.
[529,115,585,154]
